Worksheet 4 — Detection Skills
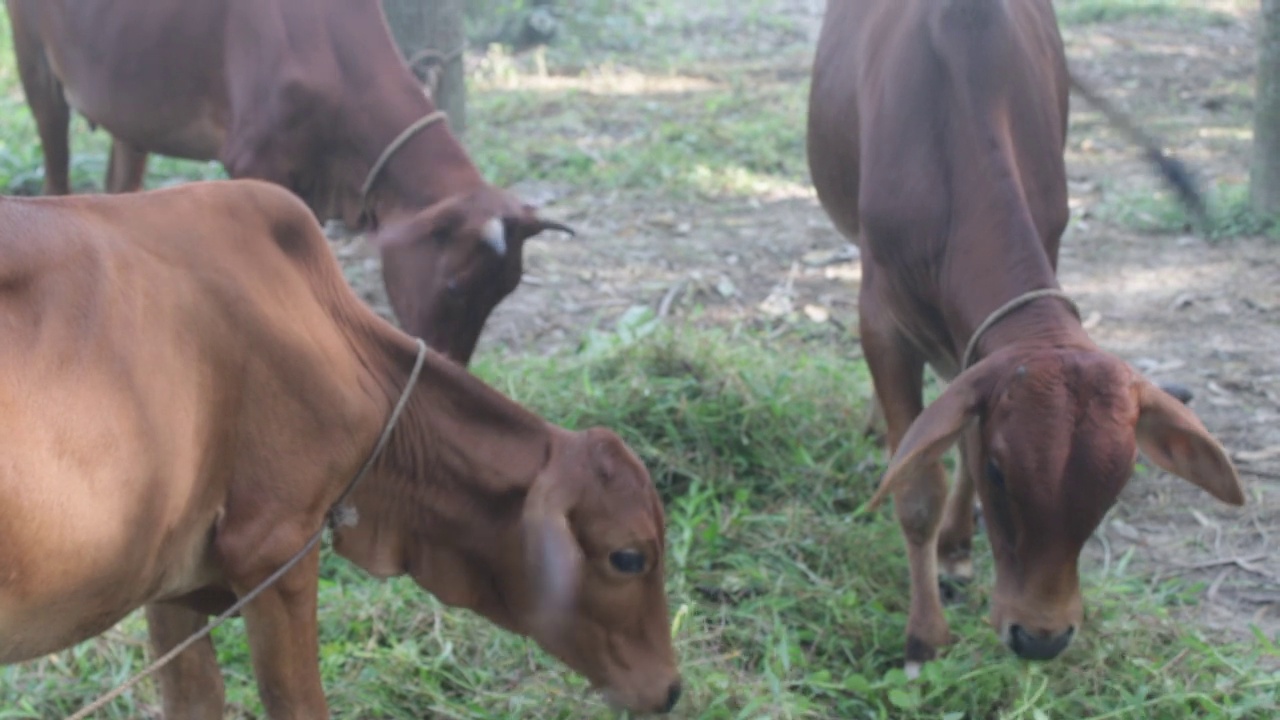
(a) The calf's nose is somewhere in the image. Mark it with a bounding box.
[1008,624,1075,661]
[660,679,683,713]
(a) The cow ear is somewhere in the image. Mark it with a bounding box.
[522,449,584,617]
[1134,379,1245,506]
[867,358,1002,510]
[371,196,467,249]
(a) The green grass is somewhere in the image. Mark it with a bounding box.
[467,78,809,199]
[1055,0,1239,27]
[3,325,1277,719]
[1096,180,1280,239]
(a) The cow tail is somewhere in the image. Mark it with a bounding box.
[1067,69,1208,227]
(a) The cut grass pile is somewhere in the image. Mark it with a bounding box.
[3,324,1276,719]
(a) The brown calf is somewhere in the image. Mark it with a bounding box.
[807,0,1243,670]
[0,180,680,717]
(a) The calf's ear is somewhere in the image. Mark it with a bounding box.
[1134,379,1245,506]
[868,357,1003,510]
[522,459,584,619]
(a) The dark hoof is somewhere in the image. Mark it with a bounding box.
[905,634,939,664]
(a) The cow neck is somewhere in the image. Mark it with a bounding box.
[361,93,487,228]
[333,328,551,620]
[940,227,1092,375]
[935,102,1088,375]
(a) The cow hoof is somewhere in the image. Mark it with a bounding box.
[905,634,940,665]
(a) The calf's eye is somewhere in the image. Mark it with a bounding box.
[609,549,646,574]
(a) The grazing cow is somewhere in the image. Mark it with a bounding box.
[4,0,569,365]
[807,0,1244,671]
[0,180,680,717]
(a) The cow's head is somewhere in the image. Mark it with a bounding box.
[877,348,1243,661]
[373,187,572,364]
[515,427,681,714]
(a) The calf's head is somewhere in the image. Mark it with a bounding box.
[516,427,681,714]
[374,187,572,364]
[877,348,1243,661]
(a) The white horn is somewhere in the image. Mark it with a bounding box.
[481,217,506,256]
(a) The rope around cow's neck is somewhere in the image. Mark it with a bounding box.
[960,289,1081,372]
[64,337,429,720]
[359,110,449,223]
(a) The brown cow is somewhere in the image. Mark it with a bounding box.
[807,0,1243,671]
[4,0,567,365]
[0,180,680,717]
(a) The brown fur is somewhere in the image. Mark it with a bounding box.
[0,180,679,717]
[4,0,568,364]
[807,0,1243,666]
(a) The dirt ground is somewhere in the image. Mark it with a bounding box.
[337,3,1279,643]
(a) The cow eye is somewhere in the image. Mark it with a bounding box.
[986,459,1005,490]
[609,549,646,574]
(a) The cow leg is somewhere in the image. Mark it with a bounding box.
[861,299,951,674]
[146,603,226,720]
[7,7,72,195]
[230,541,329,719]
[106,139,149,193]
[936,456,976,602]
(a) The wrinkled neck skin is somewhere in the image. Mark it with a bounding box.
[329,331,550,634]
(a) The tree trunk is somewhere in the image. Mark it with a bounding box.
[381,0,467,136]
[1251,0,1280,215]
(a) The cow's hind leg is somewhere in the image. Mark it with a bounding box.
[146,602,226,720]
[859,292,952,675]
[936,456,976,603]
[106,139,149,193]
[7,4,72,195]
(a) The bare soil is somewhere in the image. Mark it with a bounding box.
[335,4,1279,642]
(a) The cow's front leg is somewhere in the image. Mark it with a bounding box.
[146,602,225,720]
[860,299,951,675]
[225,532,328,719]
[936,455,976,602]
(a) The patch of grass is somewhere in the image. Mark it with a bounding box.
[467,75,810,198]
[5,325,1277,718]
[1055,0,1238,27]
[1096,181,1280,239]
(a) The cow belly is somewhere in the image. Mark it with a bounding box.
[64,88,226,160]
[0,463,219,664]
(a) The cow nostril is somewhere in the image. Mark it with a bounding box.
[661,680,683,713]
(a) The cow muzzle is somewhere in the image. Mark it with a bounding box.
[603,675,683,715]
[1002,622,1076,661]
